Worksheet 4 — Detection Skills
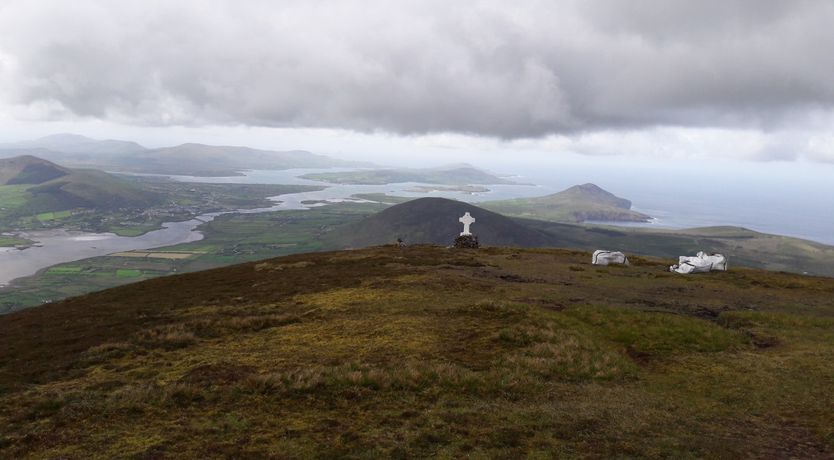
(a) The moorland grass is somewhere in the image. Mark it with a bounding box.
[0,246,832,458]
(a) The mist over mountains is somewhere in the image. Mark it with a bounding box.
[2,133,147,156]
[0,134,368,176]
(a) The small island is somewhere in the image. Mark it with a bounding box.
[299,200,330,205]
[0,233,33,248]
[406,185,490,194]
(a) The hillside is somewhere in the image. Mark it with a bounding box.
[0,155,71,185]
[0,156,162,218]
[327,198,834,277]
[0,245,832,458]
[26,169,162,212]
[482,183,651,223]
[301,165,517,185]
[324,197,560,247]
[523,220,834,277]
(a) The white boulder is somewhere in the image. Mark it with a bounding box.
[696,251,728,271]
[670,251,728,274]
[592,250,630,266]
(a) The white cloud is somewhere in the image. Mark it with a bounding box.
[2,1,834,137]
[1,0,834,164]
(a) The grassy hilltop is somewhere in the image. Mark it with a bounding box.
[1,245,832,458]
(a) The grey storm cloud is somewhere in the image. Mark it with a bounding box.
[1,0,834,138]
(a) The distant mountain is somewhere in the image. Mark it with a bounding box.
[0,134,372,176]
[0,134,148,172]
[0,133,147,156]
[123,143,368,176]
[0,156,162,216]
[301,165,517,185]
[325,197,560,247]
[481,183,651,223]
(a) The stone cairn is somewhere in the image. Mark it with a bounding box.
[453,212,480,249]
[453,234,480,249]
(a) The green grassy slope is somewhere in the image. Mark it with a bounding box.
[0,246,832,458]
[0,184,31,220]
[0,156,163,218]
[25,169,161,213]
[482,183,651,223]
[0,155,70,185]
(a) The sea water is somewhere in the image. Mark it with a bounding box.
[168,162,834,245]
[478,155,834,245]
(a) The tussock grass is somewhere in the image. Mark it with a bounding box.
[501,336,636,382]
[187,313,301,337]
[254,260,314,271]
[1,246,834,458]
[134,324,197,350]
[461,299,532,319]
[80,341,133,363]
[107,381,208,409]
[242,361,481,396]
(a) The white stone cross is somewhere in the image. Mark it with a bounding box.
[459,212,476,236]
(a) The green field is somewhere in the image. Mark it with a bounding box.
[46,266,84,274]
[0,185,31,218]
[35,210,72,221]
[0,202,384,313]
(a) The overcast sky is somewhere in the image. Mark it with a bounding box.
[1,0,833,163]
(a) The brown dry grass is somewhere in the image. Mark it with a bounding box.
[1,245,833,458]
